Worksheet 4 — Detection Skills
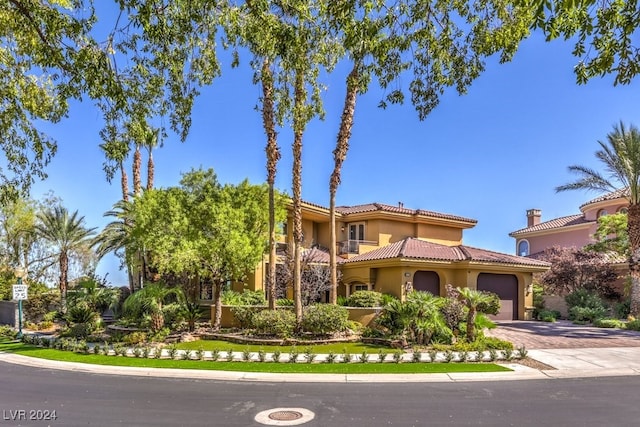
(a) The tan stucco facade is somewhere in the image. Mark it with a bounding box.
[224,200,546,321]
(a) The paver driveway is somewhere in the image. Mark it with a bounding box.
[486,320,640,349]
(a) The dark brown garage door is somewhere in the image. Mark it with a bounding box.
[413,271,440,296]
[477,273,518,321]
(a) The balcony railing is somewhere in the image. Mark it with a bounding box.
[338,239,378,255]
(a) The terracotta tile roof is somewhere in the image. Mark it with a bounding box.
[302,246,339,264]
[509,214,592,236]
[580,188,629,209]
[344,238,549,267]
[335,203,477,224]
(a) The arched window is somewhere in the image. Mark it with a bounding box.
[517,240,529,257]
[597,209,608,218]
[618,207,628,215]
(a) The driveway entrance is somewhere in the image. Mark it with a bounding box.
[486,320,640,349]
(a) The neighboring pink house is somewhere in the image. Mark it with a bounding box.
[509,189,629,257]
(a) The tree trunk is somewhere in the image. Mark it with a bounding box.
[329,64,359,305]
[120,161,129,203]
[212,280,223,330]
[466,308,476,342]
[146,149,154,191]
[133,144,142,197]
[59,252,68,313]
[262,59,280,310]
[628,203,640,316]
[292,71,305,327]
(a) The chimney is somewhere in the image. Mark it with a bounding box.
[398,202,404,208]
[527,209,541,227]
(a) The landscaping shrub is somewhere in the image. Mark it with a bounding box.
[569,305,606,323]
[23,290,60,323]
[276,298,294,306]
[231,306,263,329]
[66,322,95,339]
[565,289,608,322]
[536,309,560,322]
[302,304,349,335]
[626,319,640,331]
[161,303,184,329]
[252,309,296,337]
[593,318,624,329]
[123,331,148,344]
[0,325,17,339]
[345,290,383,307]
[222,290,266,306]
[614,299,631,319]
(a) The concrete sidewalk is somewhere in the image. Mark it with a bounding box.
[3,346,640,383]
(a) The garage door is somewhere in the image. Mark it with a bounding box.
[413,271,440,296]
[477,273,518,321]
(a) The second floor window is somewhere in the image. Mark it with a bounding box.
[517,240,529,257]
[349,223,365,241]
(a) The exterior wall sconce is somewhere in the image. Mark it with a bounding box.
[526,283,533,295]
[404,272,411,277]
[340,225,345,232]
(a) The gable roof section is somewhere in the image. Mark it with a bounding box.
[344,238,549,267]
[580,188,629,209]
[335,202,477,224]
[509,214,592,237]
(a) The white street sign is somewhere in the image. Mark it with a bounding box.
[12,284,28,301]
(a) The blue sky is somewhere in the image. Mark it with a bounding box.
[30,30,640,286]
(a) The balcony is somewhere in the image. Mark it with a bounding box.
[338,239,378,255]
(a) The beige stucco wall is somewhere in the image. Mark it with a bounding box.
[415,224,463,245]
[375,220,413,246]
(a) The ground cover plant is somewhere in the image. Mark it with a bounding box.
[0,338,512,374]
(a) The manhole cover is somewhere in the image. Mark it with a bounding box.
[269,411,303,421]
[255,407,315,425]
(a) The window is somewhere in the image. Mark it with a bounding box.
[597,209,608,218]
[517,240,529,257]
[618,207,628,214]
[349,223,365,241]
[353,284,369,292]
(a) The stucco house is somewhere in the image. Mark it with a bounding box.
[509,188,629,258]
[234,201,548,321]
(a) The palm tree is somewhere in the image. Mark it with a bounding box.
[35,206,97,312]
[143,126,159,191]
[261,59,281,310]
[100,140,130,202]
[93,200,138,292]
[329,63,360,304]
[458,287,498,342]
[556,122,640,316]
[122,282,180,331]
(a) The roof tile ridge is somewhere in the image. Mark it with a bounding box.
[398,237,412,257]
[455,245,472,261]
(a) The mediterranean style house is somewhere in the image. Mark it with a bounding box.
[509,189,629,258]
[230,201,549,321]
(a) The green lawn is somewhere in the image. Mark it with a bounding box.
[174,339,395,354]
[0,339,512,374]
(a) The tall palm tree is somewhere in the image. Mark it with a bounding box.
[261,59,281,310]
[329,63,360,304]
[35,206,97,312]
[144,126,159,191]
[100,140,130,202]
[556,122,640,316]
[94,200,138,293]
